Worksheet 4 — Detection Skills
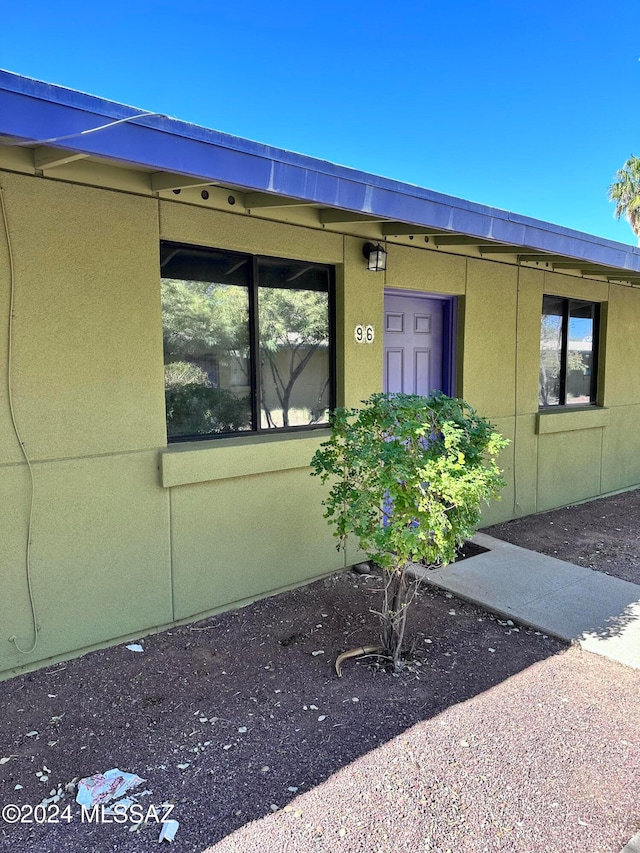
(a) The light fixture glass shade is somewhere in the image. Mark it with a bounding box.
[364,242,387,271]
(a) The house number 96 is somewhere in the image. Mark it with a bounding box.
[355,324,375,344]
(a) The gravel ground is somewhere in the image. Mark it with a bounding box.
[1,496,639,853]
[209,648,639,853]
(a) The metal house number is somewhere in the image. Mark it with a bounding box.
[355,324,375,344]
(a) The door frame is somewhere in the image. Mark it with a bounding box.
[383,289,458,397]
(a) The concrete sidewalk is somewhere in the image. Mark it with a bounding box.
[412,532,640,670]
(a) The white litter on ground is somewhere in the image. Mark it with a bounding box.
[75,769,145,808]
[159,819,179,842]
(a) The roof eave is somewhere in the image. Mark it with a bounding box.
[1,69,639,275]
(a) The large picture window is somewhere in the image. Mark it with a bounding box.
[539,295,599,408]
[160,242,335,441]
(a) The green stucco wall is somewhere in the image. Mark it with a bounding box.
[2,168,640,678]
[0,174,172,677]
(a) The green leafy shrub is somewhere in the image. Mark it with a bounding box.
[165,385,251,436]
[311,392,508,669]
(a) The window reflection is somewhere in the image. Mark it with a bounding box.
[539,295,598,408]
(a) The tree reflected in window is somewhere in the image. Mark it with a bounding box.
[161,244,334,440]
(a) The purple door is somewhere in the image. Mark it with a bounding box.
[383,293,445,395]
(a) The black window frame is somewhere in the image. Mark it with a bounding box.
[539,294,600,409]
[161,240,337,443]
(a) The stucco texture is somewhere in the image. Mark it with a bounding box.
[0,173,166,463]
[1,452,172,673]
[169,467,341,620]
[0,174,176,675]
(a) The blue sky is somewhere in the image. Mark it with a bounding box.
[2,1,639,243]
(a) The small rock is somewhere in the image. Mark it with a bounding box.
[352,562,371,575]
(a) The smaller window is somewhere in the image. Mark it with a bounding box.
[539,295,599,408]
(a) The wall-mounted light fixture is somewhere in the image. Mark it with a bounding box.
[363,242,387,272]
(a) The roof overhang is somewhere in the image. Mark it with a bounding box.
[1,69,640,283]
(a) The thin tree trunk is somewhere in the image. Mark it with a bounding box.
[382,564,411,670]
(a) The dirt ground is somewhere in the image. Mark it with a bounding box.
[484,488,640,585]
[1,491,639,853]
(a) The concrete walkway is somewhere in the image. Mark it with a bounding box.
[412,532,640,670]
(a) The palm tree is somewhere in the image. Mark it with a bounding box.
[609,155,640,244]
